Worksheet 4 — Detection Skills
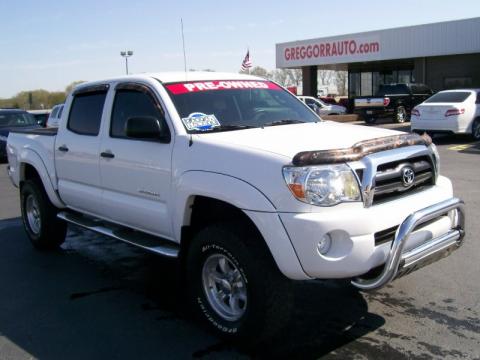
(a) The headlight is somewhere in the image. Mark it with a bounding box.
[283,164,361,206]
[0,135,7,142]
[429,143,440,178]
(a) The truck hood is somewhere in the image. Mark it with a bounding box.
[197,121,401,159]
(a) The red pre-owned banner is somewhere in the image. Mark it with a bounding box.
[165,80,281,94]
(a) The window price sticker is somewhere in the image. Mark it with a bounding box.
[181,112,221,131]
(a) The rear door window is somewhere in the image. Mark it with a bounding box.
[67,91,107,135]
[424,92,472,103]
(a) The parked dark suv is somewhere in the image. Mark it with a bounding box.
[0,109,38,161]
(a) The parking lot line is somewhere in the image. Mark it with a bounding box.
[447,144,473,151]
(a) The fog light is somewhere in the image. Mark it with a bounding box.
[317,234,332,255]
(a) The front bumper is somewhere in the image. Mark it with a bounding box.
[278,177,465,287]
[351,197,464,290]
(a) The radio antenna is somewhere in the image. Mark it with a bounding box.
[181,18,188,76]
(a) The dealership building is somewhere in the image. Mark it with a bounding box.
[276,17,480,98]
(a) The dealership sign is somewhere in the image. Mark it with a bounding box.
[277,35,381,67]
[276,17,480,68]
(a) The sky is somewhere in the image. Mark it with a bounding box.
[1,0,479,98]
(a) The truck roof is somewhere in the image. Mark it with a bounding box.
[151,71,265,83]
[73,72,267,93]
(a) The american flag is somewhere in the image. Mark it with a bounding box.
[241,50,252,71]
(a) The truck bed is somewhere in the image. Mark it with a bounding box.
[7,129,58,189]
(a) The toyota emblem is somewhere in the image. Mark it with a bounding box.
[402,166,415,187]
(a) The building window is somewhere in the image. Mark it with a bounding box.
[361,72,373,96]
[444,77,472,89]
[349,72,361,97]
[398,70,412,84]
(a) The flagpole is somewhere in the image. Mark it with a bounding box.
[181,18,187,75]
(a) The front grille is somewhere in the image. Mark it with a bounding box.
[372,156,434,205]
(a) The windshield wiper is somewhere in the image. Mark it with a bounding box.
[190,124,257,133]
[262,119,306,127]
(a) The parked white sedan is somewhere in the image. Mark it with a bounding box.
[411,89,480,140]
[298,96,346,116]
[46,104,64,128]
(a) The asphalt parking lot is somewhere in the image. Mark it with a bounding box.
[0,122,479,360]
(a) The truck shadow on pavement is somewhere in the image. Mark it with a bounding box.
[0,219,384,360]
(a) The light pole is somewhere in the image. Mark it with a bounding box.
[120,50,133,75]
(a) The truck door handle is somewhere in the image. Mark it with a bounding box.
[100,151,115,159]
[58,145,69,152]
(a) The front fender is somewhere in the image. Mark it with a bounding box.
[18,149,64,208]
[174,171,277,232]
[173,171,310,280]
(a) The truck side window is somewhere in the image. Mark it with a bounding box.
[68,91,107,136]
[110,89,168,139]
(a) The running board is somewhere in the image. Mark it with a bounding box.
[57,211,180,258]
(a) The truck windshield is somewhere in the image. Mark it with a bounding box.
[424,91,472,103]
[164,80,319,133]
[0,112,37,127]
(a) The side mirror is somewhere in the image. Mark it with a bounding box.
[125,116,170,142]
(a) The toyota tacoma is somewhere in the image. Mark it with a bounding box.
[6,72,465,343]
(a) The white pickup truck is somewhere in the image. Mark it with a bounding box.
[6,72,465,343]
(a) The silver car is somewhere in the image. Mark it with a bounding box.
[298,96,346,116]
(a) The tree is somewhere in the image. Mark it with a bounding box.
[287,69,302,87]
[271,69,290,86]
[243,66,271,79]
[0,89,66,110]
[65,81,86,94]
[334,71,348,96]
[318,70,333,86]
[188,69,215,72]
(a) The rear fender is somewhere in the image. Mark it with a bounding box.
[18,149,64,208]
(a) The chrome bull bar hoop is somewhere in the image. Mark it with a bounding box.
[352,197,465,291]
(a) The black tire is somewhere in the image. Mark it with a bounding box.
[20,180,67,250]
[364,116,377,125]
[394,106,408,123]
[186,222,293,344]
[472,118,480,141]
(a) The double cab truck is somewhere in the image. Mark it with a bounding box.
[6,73,465,343]
[354,83,434,124]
